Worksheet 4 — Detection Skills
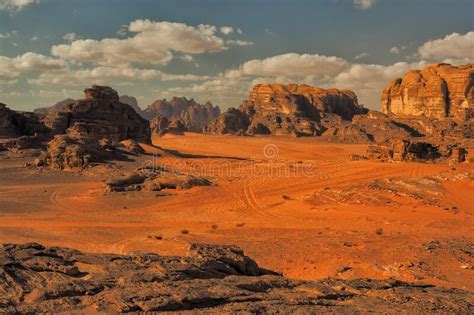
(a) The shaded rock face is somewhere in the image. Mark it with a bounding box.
[382,63,474,120]
[143,97,220,132]
[150,115,186,136]
[0,103,48,138]
[1,243,472,314]
[41,85,151,144]
[205,108,251,135]
[207,84,366,137]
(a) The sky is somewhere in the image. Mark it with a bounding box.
[0,0,473,111]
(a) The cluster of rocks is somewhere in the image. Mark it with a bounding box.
[1,86,151,170]
[105,167,212,192]
[1,242,472,313]
[205,64,472,163]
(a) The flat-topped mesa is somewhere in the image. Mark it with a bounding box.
[381,63,474,120]
[245,83,364,121]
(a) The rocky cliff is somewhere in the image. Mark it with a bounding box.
[207,83,367,136]
[41,85,151,143]
[143,97,220,132]
[381,63,473,119]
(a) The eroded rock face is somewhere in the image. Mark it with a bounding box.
[207,84,366,137]
[205,108,251,135]
[39,86,151,144]
[247,84,364,120]
[143,97,221,132]
[45,135,109,170]
[1,243,472,313]
[150,115,186,136]
[382,63,474,119]
[0,103,48,138]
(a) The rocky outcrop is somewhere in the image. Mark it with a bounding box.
[246,84,364,120]
[1,243,472,313]
[207,84,366,137]
[143,97,220,132]
[205,108,251,135]
[44,135,110,170]
[382,63,473,119]
[150,116,186,136]
[41,86,151,143]
[0,103,48,138]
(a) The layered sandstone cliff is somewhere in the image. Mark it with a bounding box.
[381,64,473,119]
[207,83,366,136]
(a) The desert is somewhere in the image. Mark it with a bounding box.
[1,1,474,313]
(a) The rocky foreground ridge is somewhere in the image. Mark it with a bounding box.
[1,243,472,313]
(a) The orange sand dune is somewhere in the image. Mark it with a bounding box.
[0,133,473,290]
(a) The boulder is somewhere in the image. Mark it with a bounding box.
[382,63,473,120]
[45,135,109,170]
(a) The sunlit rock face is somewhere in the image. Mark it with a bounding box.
[382,64,474,120]
[245,83,363,121]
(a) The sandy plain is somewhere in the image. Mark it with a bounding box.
[0,133,472,291]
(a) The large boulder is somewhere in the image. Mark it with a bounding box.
[45,135,109,170]
[381,63,473,120]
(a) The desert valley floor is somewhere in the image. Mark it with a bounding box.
[1,133,473,292]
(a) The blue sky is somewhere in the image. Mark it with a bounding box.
[1,0,473,111]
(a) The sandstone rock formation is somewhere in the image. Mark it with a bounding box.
[0,103,48,138]
[45,135,110,170]
[51,86,151,143]
[1,243,472,313]
[150,115,186,136]
[143,97,220,132]
[382,63,473,119]
[207,84,366,136]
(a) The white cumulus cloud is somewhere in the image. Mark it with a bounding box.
[0,0,38,12]
[418,31,474,62]
[220,26,234,35]
[353,0,377,10]
[51,20,235,67]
